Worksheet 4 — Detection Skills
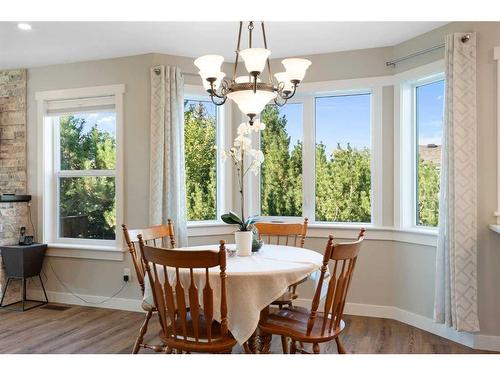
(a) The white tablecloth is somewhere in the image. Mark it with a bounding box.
[143,244,323,344]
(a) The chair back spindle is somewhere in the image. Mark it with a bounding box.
[308,230,365,337]
[139,239,232,351]
[121,220,176,294]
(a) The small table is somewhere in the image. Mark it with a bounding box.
[0,243,48,311]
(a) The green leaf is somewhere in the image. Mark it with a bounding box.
[228,211,243,225]
[221,213,239,225]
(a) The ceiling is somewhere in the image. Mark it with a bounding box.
[0,22,447,69]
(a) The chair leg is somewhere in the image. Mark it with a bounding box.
[290,340,297,354]
[281,336,289,354]
[132,309,153,354]
[335,337,346,354]
[312,343,320,354]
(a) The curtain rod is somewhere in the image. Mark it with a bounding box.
[152,67,199,77]
[386,33,471,67]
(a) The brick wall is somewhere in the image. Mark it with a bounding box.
[0,69,28,246]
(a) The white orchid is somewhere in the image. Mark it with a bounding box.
[234,134,252,151]
[252,120,266,132]
[237,122,251,136]
[219,121,267,224]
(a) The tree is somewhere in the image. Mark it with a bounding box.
[260,105,302,216]
[184,101,217,221]
[418,159,440,226]
[316,143,371,222]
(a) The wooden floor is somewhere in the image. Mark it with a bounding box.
[0,265,493,354]
[0,302,493,354]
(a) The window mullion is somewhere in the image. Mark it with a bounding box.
[303,96,315,222]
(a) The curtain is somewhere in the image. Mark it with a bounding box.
[434,33,479,332]
[149,65,188,246]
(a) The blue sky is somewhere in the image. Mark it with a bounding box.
[280,94,372,154]
[72,111,116,137]
[417,80,445,146]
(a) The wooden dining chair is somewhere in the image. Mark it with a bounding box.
[121,220,176,353]
[139,239,237,354]
[254,218,309,309]
[258,229,365,354]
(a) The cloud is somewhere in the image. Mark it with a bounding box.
[97,115,115,125]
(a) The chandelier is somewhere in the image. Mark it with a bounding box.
[194,21,311,125]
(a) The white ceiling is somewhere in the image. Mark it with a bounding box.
[0,22,447,69]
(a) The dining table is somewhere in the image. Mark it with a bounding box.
[143,243,326,348]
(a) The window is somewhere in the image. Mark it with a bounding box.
[315,94,372,223]
[184,99,218,221]
[260,103,303,217]
[415,80,445,227]
[54,112,117,240]
[37,85,124,249]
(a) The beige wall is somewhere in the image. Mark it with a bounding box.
[21,22,500,337]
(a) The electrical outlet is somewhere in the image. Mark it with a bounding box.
[123,268,131,282]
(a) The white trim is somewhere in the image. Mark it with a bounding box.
[298,75,394,95]
[394,60,445,230]
[371,86,384,226]
[294,299,500,352]
[184,222,437,246]
[184,86,233,225]
[46,244,125,261]
[493,47,500,224]
[29,289,142,312]
[35,84,125,101]
[36,84,125,252]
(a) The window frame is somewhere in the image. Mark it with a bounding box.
[184,84,232,227]
[394,60,445,231]
[36,85,125,254]
[246,81,383,227]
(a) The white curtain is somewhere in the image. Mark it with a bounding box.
[149,65,188,246]
[434,33,479,332]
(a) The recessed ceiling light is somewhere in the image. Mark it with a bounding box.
[17,23,32,31]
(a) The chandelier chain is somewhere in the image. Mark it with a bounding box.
[232,21,243,83]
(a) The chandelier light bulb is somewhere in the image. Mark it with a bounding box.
[281,58,312,82]
[194,55,224,80]
[239,48,271,75]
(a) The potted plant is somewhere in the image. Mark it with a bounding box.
[219,121,265,256]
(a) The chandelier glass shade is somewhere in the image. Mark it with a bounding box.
[195,21,311,124]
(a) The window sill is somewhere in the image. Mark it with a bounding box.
[45,243,125,261]
[186,222,438,247]
[489,224,500,234]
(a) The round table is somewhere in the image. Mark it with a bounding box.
[143,244,324,346]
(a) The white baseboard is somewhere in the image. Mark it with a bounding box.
[294,298,500,352]
[29,289,143,313]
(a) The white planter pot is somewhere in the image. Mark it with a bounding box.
[235,230,253,257]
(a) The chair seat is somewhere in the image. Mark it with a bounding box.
[259,306,345,343]
[160,311,237,353]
